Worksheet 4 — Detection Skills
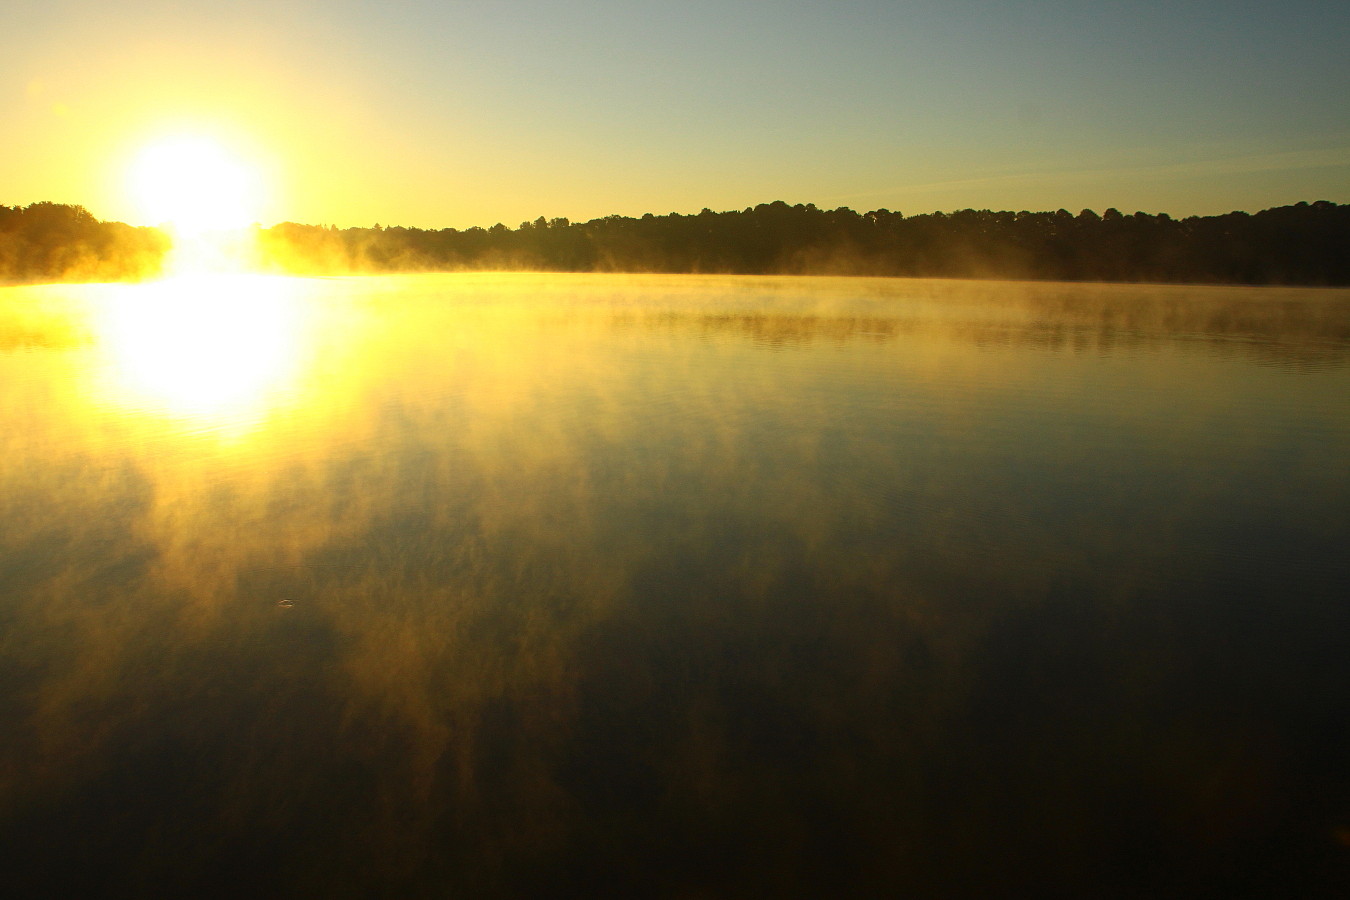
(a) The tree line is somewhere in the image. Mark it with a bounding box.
[0,202,168,283]
[4,198,1347,285]
[258,200,1350,284]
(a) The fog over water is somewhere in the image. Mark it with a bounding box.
[1,274,1348,896]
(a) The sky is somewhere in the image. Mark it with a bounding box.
[6,0,1349,229]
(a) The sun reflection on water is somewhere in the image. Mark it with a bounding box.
[93,273,311,432]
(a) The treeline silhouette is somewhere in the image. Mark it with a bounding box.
[260,200,1349,285]
[4,199,1347,285]
[0,202,168,283]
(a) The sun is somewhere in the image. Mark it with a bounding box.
[128,134,263,236]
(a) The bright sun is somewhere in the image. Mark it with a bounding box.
[128,135,262,236]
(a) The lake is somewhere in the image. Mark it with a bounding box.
[2,273,1348,896]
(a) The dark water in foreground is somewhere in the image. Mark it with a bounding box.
[1,273,1348,897]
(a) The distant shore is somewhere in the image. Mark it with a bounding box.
[4,199,1347,287]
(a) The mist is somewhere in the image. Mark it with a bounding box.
[9,198,1347,287]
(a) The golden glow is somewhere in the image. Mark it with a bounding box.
[93,274,310,431]
[127,135,262,236]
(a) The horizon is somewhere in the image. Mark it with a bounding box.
[9,196,1345,235]
[7,196,1345,287]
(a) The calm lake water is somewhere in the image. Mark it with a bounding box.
[2,273,1348,897]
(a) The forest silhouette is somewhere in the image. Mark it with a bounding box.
[0,202,168,283]
[4,198,1347,285]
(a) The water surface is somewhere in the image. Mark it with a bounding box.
[2,273,1348,896]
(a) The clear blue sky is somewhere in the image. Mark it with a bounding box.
[7,0,1349,227]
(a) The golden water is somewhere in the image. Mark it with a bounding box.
[2,274,1348,895]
